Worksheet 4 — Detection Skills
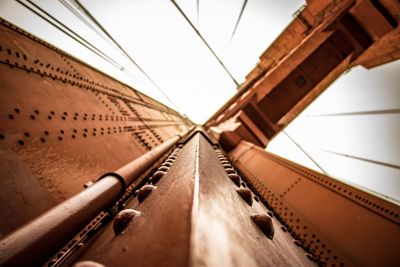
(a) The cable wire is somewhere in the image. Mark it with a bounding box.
[18,0,181,112]
[229,0,248,44]
[17,0,125,71]
[196,0,200,27]
[73,0,182,112]
[283,131,328,175]
[170,0,239,87]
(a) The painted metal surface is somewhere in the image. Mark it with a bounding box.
[230,140,400,267]
[0,2,398,266]
[72,132,314,267]
[0,134,181,267]
[0,18,191,235]
[205,0,400,148]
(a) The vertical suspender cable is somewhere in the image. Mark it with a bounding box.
[74,0,182,112]
[196,0,200,26]
[229,0,248,43]
[283,131,328,175]
[170,0,239,87]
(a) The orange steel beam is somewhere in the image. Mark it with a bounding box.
[0,18,191,236]
[206,0,400,149]
[230,140,400,267]
[69,131,315,267]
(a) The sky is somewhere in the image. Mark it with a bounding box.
[0,0,304,123]
[1,0,398,202]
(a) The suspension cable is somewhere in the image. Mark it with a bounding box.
[229,0,248,44]
[17,0,125,71]
[17,0,181,112]
[196,0,200,27]
[170,0,239,87]
[73,0,182,112]
[283,131,328,175]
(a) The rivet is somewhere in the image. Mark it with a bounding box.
[165,159,174,164]
[225,168,236,174]
[306,254,315,261]
[48,258,57,266]
[254,195,260,202]
[137,185,156,203]
[220,160,229,164]
[158,166,169,172]
[240,182,247,187]
[236,188,253,205]
[169,155,177,160]
[222,163,232,169]
[113,209,141,235]
[251,214,274,239]
[162,162,172,167]
[72,260,105,267]
[227,174,241,187]
[151,171,166,184]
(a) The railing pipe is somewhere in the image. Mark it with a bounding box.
[0,134,182,267]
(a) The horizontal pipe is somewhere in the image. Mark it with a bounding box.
[115,134,181,185]
[0,134,182,267]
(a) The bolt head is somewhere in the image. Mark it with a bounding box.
[236,188,253,206]
[73,260,105,267]
[158,166,169,172]
[138,185,156,203]
[113,209,141,235]
[228,174,241,187]
[225,168,236,174]
[151,171,166,184]
[251,214,274,240]
[162,162,172,167]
